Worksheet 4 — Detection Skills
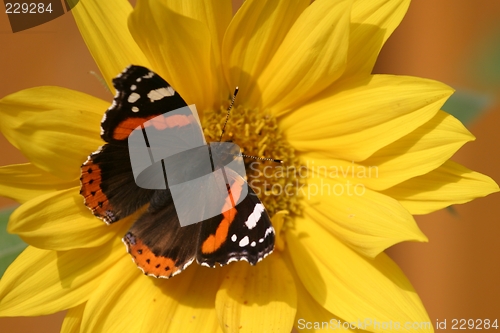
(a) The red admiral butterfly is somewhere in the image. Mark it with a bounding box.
[80,65,275,278]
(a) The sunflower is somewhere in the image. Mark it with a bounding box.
[0,0,498,332]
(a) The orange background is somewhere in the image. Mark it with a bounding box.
[0,1,499,332]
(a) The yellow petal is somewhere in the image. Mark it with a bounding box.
[286,219,433,333]
[0,87,106,180]
[341,0,410,78]
[215,254,297,333]
[382,160,500,214]
[255,0,352,114]
[0,163,77,204]
[81,258,222,333]
[359,110,473,189]
[61,303,86,333]
[222,0,309,108]
[7,187,131,251]
[0,237,126,316]
[281,75,453,161]
[164,0,232,104]
[285,253,369,333]
[271,211,288,251]
[301,175,426,257]
[302,110,474,191]
[129,0,220,112]
[72,0,151,91]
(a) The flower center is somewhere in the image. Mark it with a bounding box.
[202,105,305,222]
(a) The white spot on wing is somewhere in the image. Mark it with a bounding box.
[136,78,142,82]
[143,72,154,79]
[147,87,175,102]
[239,236,249,247]
[182,258,195,270]
[257,250,273,263]
[251,241,256,247]
[171,258,194,278]
[231,234,237,242]
[131,84,137,91]
[245,203,264,230]
[257,227,273,244]
[131,106,139,112]
[128,92,140,103]
[226,257,239,264]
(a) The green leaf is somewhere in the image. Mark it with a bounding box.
[472,33,500,88]
[0,206,27,277]
[442,89,493,125]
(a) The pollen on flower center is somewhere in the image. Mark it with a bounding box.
[202,104,305,223]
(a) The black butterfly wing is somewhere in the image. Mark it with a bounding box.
[80,144,155,223]
[123,170,274,278]
[123,190,201,278]
[196,173,275,267]
[80,65,199,223]
[101,65,188,144]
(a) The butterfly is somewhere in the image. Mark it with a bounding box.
[80,65,275,278]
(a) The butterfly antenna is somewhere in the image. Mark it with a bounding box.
[239,153,283,164]
[219,87,239,142]
[89,71,111,94]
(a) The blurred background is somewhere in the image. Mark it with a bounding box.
[0,0,499,332]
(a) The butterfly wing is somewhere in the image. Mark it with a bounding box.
[101,65,188,144]
[80,65,196,223]
[123,190,201,278]
[123,171,274,278]
[80,144,155,223]
[196,172,275,267]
